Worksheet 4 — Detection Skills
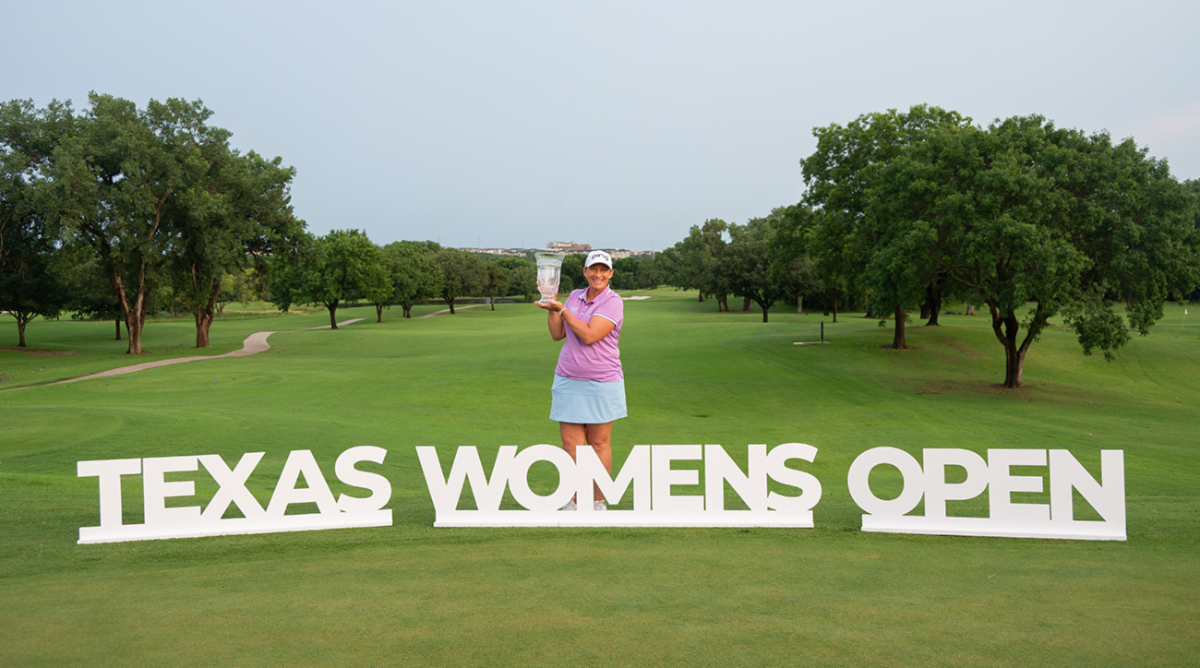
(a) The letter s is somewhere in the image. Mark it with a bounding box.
[335,446,392,513]
[766,443,822,513]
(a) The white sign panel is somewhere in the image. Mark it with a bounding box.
[848,447,1125,540]
[415,443,822,527]
[76,446,392,544]
[76,443,1127,544]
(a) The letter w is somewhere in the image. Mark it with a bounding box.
[417,446,516,514]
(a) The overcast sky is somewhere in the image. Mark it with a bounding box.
[4,1,1198,251]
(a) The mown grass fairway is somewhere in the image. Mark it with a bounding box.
[2,291,1198,666]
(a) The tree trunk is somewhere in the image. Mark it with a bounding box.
[490,297,495,311]
[989,305,1022,388]
[698,291,705,302]
[13,312,32,347]
[111,259,149,355]
[195,277,220,348]
[403,304,412,318]
[920,301,931,320]
[925,283,943,326]
[865,303,875,318]
[327,301,339,329]
[966,304,975,316]
[447,297,456,314]
[122,292,147,355]
[832,298,839,324]
[988,301,1044,388]
[717,296,728,312]
[742,296,751,312]
[376,304,385,322]
[797,295,803,314]
[115,318,122,341]
[195,309,215,348]
[761,303,769,323]
[1004,341,1026,388]
[892,305,906,349]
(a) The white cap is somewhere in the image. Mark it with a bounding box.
[584,250,613,268]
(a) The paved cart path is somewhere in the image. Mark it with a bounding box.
[47,318,366,385]
[418,304,483,318]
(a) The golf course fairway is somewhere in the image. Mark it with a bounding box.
[1,291,1197,666]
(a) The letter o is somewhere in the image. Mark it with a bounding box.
[507,445,577,512]
[847,447,924,517]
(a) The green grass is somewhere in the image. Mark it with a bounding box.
[1,291,1198,666]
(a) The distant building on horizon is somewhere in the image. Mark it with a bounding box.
[546,241,592,252]
[455,244,656,258]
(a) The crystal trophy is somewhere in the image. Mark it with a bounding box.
[535,252,564,303]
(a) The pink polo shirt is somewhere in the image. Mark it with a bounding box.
[554,286,624,382]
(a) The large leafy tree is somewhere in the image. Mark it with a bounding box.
[269,229,388,329]
[482,264,508,310]
[0,212,69,347]
[719,215,788,322]
[768,204,824,316]
[381,241,442,318]
[60,245,125,340]
[489,255,537,302]
[671,220,728,307]
[558,253,587,292]
[610,257,640,291]
[433,248,486,314]
[170,141,302,347]
[873,116,1200,387]
[0,99,77,347]
[637,255,659,289]
[51,94,214,354]
[801,105,971,346]
[506,263,537,303]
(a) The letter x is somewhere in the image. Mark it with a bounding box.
[199,452,266,520]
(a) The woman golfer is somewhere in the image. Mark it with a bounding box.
[535,250,625,511]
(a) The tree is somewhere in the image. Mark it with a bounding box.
[489,255,537,302]
[268,229,387,329]
[669,220,728,306]
[559,253,587,293]
[0,99,77,346]
[873,116,1200,387]
[801,105,971,346]
[768,204,825,315]
[0,214,69,347]
[365,257,395,324]
[637,255,659,289]
[50,94,214,354]
[433,248,486,314]
[719,216,786,322]
[382,241,442,317]
[170,141,302,347]
[507,263,537,303]
[611,257,640,291]
[61,246,125,339]
[482,264,508,310]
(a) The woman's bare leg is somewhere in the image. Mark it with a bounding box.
[560,421,614,503]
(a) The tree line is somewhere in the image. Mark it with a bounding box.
[654,105,1200,388]
[3,94,656,349]
[6,97,1197,389]
[1,94,301,352]
[265,232,662,327]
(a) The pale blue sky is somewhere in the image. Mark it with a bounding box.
[4,0,1198,251]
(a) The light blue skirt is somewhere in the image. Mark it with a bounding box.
[549,374,627,424]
